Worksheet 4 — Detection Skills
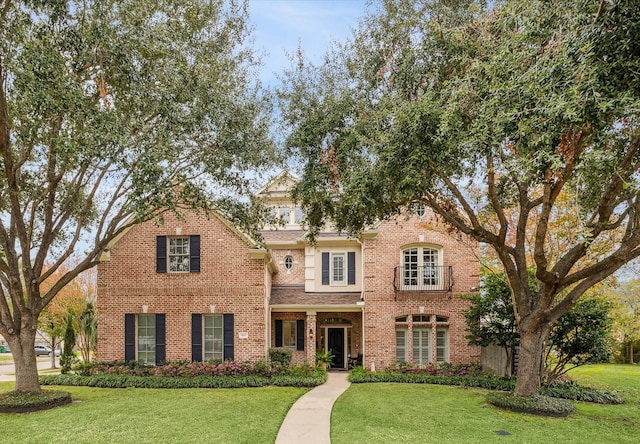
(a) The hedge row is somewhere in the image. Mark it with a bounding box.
[348,369,622,404]
[39,372,327,389]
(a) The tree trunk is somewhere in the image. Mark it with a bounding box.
[514,325,549,396]
[10,330,42,393]
[630,342,634,365]
[50,337,58,369]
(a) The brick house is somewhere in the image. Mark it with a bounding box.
[96,172,481,369]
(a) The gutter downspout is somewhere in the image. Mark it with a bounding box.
[356,237,365,367]
[265,255,274,359]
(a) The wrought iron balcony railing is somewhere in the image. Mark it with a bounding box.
[393,265,453,292]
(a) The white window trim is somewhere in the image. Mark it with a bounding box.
[203,314,224,361]
[412,328,431,365]
[169,236,190,273]
[436,327,449,363]
[331,252,347,286]
[137,314,156,365]
[401,245,443,290]
[395,328,407,363]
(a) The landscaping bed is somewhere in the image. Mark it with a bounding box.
[348,363,623,407]
[0,389,71,413]
[39,359,327,389]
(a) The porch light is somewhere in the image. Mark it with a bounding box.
[309,328,314,339]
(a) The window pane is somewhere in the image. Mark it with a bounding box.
[332,254,345,284]
[403,248,418,286]
[204,315,223,360]
[169,237,190,272]
[283,320,297,348]
[423,248,439,285]
[436,328,448,363]
[284,255,294,270]
[279,207,290,224]
[395,329,407,362]
[294,207,304,224]
[412,329,430,364]
[138,314,155,365]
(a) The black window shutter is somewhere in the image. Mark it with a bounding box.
[322,252,330,285]
[155,314,166,365]
[192,314,202,362]
[124,314,136,362]
[190,235,200,273]
[296,319,305,351]
[348,252,356,285]
[275,319,283,347]
[223,313,234,361]
[156,236,167,273]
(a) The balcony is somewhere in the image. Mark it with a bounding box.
[393,265,453,293]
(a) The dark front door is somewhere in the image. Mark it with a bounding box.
[328,328,345,368]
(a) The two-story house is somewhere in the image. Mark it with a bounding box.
[96,172,480,369]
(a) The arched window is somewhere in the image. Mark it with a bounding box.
[401,246,442,289]
[395,314,449,365]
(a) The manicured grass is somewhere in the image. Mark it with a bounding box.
[0,355,14,363]
[0,382,307,443]
[331,364,640,444]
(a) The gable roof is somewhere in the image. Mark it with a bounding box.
[255,171,298,201]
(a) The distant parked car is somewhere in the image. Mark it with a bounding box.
[34,345,61,357]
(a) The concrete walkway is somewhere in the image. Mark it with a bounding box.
[276,371,351,444]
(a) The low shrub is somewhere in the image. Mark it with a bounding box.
[269,348,292,367]
[40,372,326,389]
[74,359,301,378]
[384,361,484,377]
[0,390,72,413]
[349,368,514,391]
[486,391,575,417]
[541,381,623,404]
[349,368,623,404]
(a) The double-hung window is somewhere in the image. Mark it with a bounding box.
[124,313,166,365]
[203,315,224,360]
[332,253,346,285]
[396,328,407,362]
[156,235,200,273]
[321,252,356,286]
[412,328,430,364]
[169,237,190,272]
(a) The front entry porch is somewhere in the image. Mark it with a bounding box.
[270,308,363,369]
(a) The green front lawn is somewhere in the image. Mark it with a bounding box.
[331,364,640,444]
[0,382,306,443]
[2,364,638,443]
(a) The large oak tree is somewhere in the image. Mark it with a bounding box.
[278,0,640,395]
[1,0,275,392]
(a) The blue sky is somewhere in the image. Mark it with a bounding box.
[248,0,369,85]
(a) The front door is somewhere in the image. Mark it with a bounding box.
[328,328,345,368]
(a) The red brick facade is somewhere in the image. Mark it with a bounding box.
[97,176,481,369]
[96,211,269,363]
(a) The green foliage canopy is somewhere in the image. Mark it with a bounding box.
[0,0,275,391]
[279,0,640,394]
